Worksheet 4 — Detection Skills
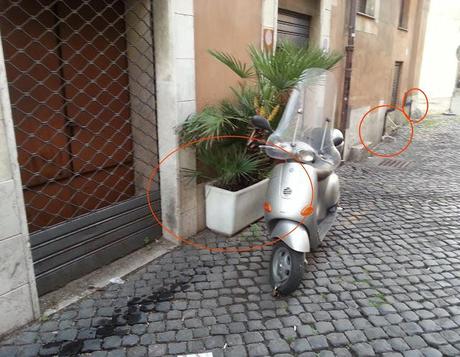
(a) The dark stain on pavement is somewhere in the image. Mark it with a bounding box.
[39,263,210,356]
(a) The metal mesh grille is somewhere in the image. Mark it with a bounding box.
[0,0,160,233]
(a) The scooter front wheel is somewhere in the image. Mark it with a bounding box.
[270,242,304,295]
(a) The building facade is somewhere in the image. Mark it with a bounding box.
[336,0,429,158]
[0,0,429,336]
[418,0,460,114]
[192,0,429,158]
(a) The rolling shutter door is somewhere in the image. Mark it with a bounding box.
[277,8,311,47]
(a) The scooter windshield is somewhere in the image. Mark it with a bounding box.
[266,68,340,168]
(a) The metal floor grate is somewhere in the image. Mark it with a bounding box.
[377,158,412,169]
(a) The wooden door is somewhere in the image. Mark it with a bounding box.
[1,0,76,228]
[58,1,134,217]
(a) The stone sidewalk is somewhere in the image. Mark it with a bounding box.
[1,115,460,356]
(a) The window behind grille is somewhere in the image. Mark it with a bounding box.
[391,62,403,105]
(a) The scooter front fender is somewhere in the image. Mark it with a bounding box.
[270,219,310,253]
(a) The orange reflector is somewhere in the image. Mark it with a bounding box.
[263,201,272,213]
[301,205,314,217]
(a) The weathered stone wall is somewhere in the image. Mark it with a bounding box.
[154,0,201,241]
[0,32,39,337]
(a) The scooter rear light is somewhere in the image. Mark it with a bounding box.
[263,201,272,213]
[300,205,314,217]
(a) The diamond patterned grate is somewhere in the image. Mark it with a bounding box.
[0,0,160,232]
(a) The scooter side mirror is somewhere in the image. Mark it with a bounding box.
[332,129,344,146]
[251,115,273,133]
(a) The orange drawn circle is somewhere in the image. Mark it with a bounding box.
[402,87,429,124]
[358,104,414,158]
[145,135,315,253]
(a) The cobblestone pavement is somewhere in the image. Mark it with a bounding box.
[1,115,460,356]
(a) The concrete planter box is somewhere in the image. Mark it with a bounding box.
[205,179,269,236]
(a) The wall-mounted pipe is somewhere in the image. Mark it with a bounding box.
[340,0,357,132]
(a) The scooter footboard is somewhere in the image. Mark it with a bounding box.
[270,220,310,253]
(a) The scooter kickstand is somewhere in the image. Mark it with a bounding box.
[272,286,280,297]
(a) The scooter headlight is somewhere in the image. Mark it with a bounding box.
[296,150,315,163]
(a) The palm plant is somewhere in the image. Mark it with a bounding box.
[180,42,342,191]
[183,145,271,191]
[209,42,342,128]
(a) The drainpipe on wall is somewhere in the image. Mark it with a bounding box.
[340,0,357,133]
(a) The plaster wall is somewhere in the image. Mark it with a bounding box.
[351,0,423,107]
[194,0,262,110]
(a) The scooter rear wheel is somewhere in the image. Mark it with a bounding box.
[270,242,304,295]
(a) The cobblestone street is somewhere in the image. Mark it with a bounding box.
[1,115,460,356]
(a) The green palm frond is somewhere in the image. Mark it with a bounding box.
[179,107,243,148]
[218,85,260,134]
[199,145,270,189]
[257,81,278,108]
[249,42,342,92]
[208,49,255,79]
[230,85,258,117]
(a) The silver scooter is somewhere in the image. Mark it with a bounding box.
[251,68,344,295]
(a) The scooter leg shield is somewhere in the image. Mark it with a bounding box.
[270,220,310,253]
